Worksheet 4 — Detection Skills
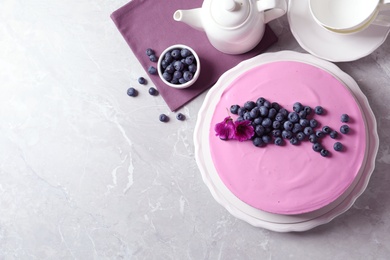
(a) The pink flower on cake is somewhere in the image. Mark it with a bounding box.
[215,116,235,140]
[234,120,254,142]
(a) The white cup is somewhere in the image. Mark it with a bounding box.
[309,0,390,34]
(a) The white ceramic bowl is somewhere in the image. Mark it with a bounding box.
[157,44,200,89]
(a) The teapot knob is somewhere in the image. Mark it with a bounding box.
[224,0,237,11]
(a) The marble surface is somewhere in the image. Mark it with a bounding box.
[1,0,390,259]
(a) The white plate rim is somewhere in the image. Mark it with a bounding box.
[193,50,379,232]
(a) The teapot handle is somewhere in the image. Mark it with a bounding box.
[257,0,287,24]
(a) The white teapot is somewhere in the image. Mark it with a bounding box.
[173,0,287,54]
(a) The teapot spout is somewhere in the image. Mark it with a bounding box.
[173,8,204,31]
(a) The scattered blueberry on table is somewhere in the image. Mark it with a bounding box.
[148,87,158,96]
[176,113,185,121]
[159,114,169,122]
[127,87,138,97]
[138,77,146,85]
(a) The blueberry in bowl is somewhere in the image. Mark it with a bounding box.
[157,44,200,89]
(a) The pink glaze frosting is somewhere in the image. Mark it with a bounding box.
[209,61,367,215]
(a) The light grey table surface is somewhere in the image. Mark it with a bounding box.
[1,1,390,259]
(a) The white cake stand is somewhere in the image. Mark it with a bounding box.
[193,51,379,232]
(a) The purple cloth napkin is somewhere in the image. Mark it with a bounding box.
[111,0,278,111]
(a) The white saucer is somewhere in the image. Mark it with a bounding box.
[193,51,379,232]
[288,0,390,62]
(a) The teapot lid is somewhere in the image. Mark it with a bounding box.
[210,0,250,28]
